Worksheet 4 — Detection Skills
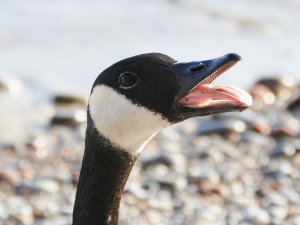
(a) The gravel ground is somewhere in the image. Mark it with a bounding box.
[1,75,300,225]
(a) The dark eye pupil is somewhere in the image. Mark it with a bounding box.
[119,72,138,88]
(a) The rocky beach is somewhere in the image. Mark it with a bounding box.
[1,75,300,225]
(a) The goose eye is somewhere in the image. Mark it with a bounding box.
[119,72,139,89]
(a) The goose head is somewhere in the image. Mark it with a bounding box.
[88,53,252,154]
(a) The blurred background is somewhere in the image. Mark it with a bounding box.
[1,0,300,224]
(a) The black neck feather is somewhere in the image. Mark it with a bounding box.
[72,113,137,225]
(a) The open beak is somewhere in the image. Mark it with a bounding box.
[171,53,252,118]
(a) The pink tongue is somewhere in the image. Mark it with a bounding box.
[177,84,252,108]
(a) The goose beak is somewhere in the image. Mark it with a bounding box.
[171,53,252,118]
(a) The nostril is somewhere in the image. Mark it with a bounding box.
[190,63,205,72]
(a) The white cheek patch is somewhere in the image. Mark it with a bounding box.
[89,85,170,155]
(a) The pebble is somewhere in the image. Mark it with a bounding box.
[195,179,229,197]
[289,215,300,225]
[15,183,40,196]
[141,154,173,169]
[241,206,271,225]
[53,94,87,106]
[51,94,87,127]
[271,142,296,157]
[0,75,23,97]
[250,83,276,105]
[197,117,247,136]
[287,96,300,112]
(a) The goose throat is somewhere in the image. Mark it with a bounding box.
[89,85,170,155]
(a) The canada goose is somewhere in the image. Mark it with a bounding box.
[72,53,252,225]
